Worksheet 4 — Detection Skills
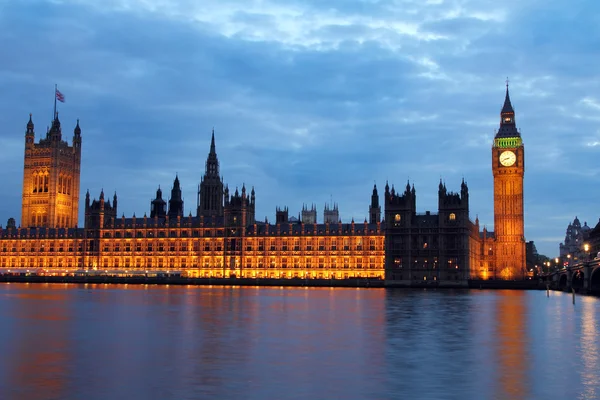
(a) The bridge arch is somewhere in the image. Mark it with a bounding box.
[590,267,600,294]
[558,274,568,290]
[572,270,584,292]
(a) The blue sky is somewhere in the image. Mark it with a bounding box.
[0,0,599,257]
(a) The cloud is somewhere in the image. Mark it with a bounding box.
[0,0,599,257]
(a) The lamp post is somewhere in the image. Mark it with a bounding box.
[584,243,590,262]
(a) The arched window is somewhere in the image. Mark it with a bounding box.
[32,173,38,193]
[44,174,49,192]
[449,213,456,221]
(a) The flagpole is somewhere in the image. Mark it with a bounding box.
[54,84,57,120]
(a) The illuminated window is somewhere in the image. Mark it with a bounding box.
[449,213,456,221]
[394,214,401,222]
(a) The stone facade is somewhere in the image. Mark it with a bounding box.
[20,114,81,229]
[3,86,528,281]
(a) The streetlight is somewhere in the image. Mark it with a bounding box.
[584,243,590,261]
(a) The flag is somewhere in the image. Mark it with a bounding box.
[55,89,65,103]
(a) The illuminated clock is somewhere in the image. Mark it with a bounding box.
[499,150,516,167]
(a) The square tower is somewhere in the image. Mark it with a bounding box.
[21,114,82,228]
[492,85,526,280]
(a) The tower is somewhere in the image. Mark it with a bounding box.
[21,113,82,228]
[301,204,317,224]
[369,184,381,224]
[324,202,339,224]
[168,175,184,219]
[492,83,526,280]
[150,186,167,218]
[197,129,224,218]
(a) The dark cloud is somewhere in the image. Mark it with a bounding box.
[0,0,598,256]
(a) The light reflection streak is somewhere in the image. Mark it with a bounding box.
[579,297,599,400]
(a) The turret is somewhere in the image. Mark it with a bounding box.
[369,184,381,224]
[25,114,35,146]
[461,178,469,210]
[48,113,62,142]
[151,186,166,218]
[73,119,82,150]
[168,174,184,218]
[113,192,118,215]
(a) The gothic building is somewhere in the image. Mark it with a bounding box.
[559,216,592,261]
[21,113,81,229]
[1,85,528,281]
[383,84,527,281]
[383,180,482,281]
[2,129,383,279]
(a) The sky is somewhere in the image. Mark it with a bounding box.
[0,0,599,257]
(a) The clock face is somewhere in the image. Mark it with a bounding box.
[499,150,516,167]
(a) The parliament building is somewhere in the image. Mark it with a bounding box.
[0,87,527,281]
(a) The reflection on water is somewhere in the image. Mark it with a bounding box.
[0,284,599,400]
[580,297,599,400]
[494,291,530,400]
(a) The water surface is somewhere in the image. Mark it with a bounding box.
[0,284,597,400]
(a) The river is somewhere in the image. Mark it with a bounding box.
[0,283,598,399]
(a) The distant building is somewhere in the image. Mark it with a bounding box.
[559,216,592,261]
[324,203,339,224]
[301,204,317,224]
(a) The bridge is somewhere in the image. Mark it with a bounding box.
[546,258,600,294]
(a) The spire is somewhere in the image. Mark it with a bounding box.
[26,113,34,137]
[210,128,216,155]
[501,79,514,114]
[74,119,81,135]
[496,80,519,138]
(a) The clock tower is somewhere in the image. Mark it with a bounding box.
[492,84,526,280]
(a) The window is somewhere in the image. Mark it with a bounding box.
[449,213,456,221]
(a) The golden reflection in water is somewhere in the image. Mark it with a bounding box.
[495,290,529,400]
[580,297,599,400]
[8,284,69,400]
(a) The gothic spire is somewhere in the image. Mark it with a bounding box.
[496,81,519,138]
[501,80,514,114]
[210,128,216,155]
[26,113,34,136]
